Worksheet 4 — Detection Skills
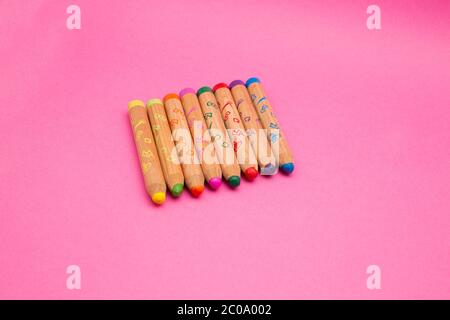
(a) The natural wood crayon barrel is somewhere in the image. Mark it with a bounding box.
[245,77,294,174]
[213,83,259,181]
[179,88,222,190]
[229,80,277,175]
[147,98,185,197]
[163,93,205,197]
[197,86,241,188]
[128,100,166,205]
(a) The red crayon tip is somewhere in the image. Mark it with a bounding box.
[212,83,228,92]
[243,167,258,181]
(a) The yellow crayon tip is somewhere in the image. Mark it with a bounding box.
[128,99,145,110]
[151,192,166,205]
[147,98,163,107]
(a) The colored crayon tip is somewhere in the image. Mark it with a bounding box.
[227,176,241,188]
[190,186,204,198]
[163,93,180,103]
[260,163,277,176]
[280,163,295,175]
[212,83,228,92]
[128,99,145,110]
[179,88,196,98]
[243,167,259,181]
[229,80,245,88]
[151,192,166,205]
[171,183,184,197]
[197,86,212,96]
[208,177,222,190]
[245,77,261,87]
[147,98,163,107]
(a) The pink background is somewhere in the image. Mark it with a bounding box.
[1,0,449,299]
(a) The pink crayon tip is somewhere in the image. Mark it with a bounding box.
[208,177,222,190]
[179,88,196,98]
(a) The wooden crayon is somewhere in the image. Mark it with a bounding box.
[245,77,294,174]
[179,88,223,190]
[213,83,259,181]
[197,86,241,188]
[128,100,166,205]
[163,93,205,197]
[229,80,277,175]
[147,98,185,197]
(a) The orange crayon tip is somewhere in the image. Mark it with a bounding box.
[190,186,204,198]
[163,93,180,103]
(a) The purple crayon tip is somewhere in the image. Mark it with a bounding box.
[208,177,222,190]
[179,88,196,98]
[229,80,245,89]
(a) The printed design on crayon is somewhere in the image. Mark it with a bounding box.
[160,146,172,162]
[219,100,232,113]
[247,128,256,137]
[250,94,257,101]
[173,107,184,115]
[144,137,152,144]
[256,97,267,105]
[269,132,279,143]
[136,130,143,140]
[192,121,208,148]
[259,104,269,113]
[222,110,240,123]
[211,133,222,143]
[133,120,146,131]
[233,140,242,152]
[186,107,197,118]
[141,162,152,173]
[269,122,279,129]
[238,110,251,123]
[177,146,195,159]
[141,150,154,160]
[230,129,244,151]
[223,110,231,121]
[152,124,161,134]
[204,112,212,120]
[206,100,218,109]
[154,113,167,121]
[236,98,244,108]
[169,118,179,129]
[187,112,203,128]
[231,128,244,136]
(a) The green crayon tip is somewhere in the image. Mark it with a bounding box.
[197,86,212,96]
[227,176,241,188]
[171,183,184,197]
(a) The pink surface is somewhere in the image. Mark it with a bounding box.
[1,0,449,299]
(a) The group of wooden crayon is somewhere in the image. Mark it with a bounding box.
[128,77,294,205]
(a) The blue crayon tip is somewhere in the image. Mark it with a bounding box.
[245,77,261,87]
[280,163,294,175]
